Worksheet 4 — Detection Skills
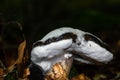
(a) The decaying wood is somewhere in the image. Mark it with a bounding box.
[44,56,91,80]
[45,57,73,80]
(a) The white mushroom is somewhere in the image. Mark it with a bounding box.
[31,27,113,73]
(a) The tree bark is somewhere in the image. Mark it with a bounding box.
[45,57,73,80]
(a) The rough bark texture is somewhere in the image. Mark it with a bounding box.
[44,57,91,80]
[45,57,73,80]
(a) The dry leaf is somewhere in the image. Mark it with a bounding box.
[71,73,91,80]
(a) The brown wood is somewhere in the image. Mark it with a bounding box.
[45,57,73,80]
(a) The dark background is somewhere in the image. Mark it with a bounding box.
[0,0,120,43]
